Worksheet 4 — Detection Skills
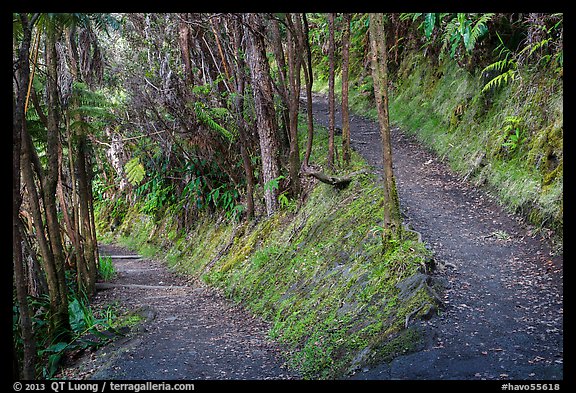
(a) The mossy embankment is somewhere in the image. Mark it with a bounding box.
[390,53,562,247]
[96,127,443,379]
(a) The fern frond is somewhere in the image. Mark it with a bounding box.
[440,18,459,56]
[124,157,146,186]
[518,38,551,58]
[481,58,515,75]
[469,13,494,48]
[70,119,98,133]
[399,13,422,22]
[481,69,516,93]
[193,102,235,141]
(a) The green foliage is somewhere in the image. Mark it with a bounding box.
[263,175,296,211]
[98,255,116,280]
[481,33,518,93]
[17,291,120,378]
[136,175,176,215]
[500,116,525,154]
[124,157,146,186]
[207,184,243,220]
[263,175,285,192]
[193,101,235,141]
[482,67,516,93]
[69,81,116,132]
[401,13,493,60]
[440,13,494,59]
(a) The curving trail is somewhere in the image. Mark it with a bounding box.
[307,93,563,380]
[63,244,296,380]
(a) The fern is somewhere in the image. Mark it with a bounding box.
[438,13,494,58]
[124,157,146,186]
[481,68,516,93]
[487,58,510,73]
[480,32,518,94]
[193,102,235,141]
[466,13,494,52]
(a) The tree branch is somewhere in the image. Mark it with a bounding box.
[302,168,370,189]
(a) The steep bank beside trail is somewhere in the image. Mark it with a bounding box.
[388,52,563,250]
[96,127,442,379]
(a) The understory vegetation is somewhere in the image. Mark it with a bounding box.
[388,54,562,248]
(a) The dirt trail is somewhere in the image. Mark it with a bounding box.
[64,244,296,380]
[307,93,563,380]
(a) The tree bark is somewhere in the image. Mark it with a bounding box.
[286,13,302,197]
[270,17,291,162]
[302,168,369,189]
[341,13,352,166]
[302,13,315,168]
[327,13,336,169]
[231,17,255,219]
[13,13,37,379]
[244,13,280,216]
[44,21,71,337]
[369,13,402,240]
[76,135,98,295]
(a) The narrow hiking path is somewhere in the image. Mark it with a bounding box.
[307,93,563,380]
[61,244,296,380]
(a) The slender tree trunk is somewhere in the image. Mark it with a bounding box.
[44,22,71,336]
[231,18,255,219]
[13,13,37,379]
[286,13,302,197]
[341,13,352,166]
[302,13,315,168]
[77,135,98,295]
[369,13,402,241]
[66,23,99,296]
[327,13,336,169]
[178,15,194,85]
[270,18,291,162]
[245,13,280,216]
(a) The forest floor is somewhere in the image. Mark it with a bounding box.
[307,93,563,380]
[60,93,563,381]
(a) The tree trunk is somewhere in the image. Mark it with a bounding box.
[231,18,255,219]
[76,135,98,295]
[270,18,291,164]
[341,13,352,166]
[286,14,302,197]
[245,13,280,216]
[369,13,402,241]
[327,13,336,169]
[44,22,71,337]
[302,13,315,168]
[12,13,37,379]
